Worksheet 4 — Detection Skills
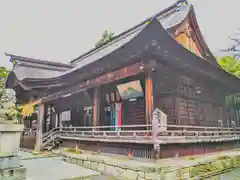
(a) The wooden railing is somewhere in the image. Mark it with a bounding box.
[154,124,240,144]
[56,124,153,144]
[41,123,240,149]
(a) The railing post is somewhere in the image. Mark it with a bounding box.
[117,128,121,137]
[152,109,160,159]
[92,126,95,137]
[218,120,223,136]
[232,121,236,136]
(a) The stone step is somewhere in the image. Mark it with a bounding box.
[0,166,26,180]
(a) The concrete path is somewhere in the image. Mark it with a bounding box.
[18,151,107,180]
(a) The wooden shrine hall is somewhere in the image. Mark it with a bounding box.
[5,0,240,158]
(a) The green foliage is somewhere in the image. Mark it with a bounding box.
[217,56,240,78]
[0,67,9,88]
[218,56,240,109]
[225,93,240,109]
[188,156,238,179]
[95,30,115,48]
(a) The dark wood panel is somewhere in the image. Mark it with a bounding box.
[123,99,145,126]
[155,97,177,125]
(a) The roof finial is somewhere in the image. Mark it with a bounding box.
[177,0,188,6]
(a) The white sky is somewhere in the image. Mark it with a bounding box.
[0,0,239,69]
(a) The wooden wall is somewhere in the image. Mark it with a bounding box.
[175,32,202,58]
[174,20,203,58]
[176,75,228,126]
[153,63,178,125]
[153,62,231,126]
[100,74,146,126]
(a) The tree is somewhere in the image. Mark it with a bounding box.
[217,56,240,78]
[221,29,240,58]
[95,30,115,48]
[217,56,240,109]
[0,67,9,88]
[225,93,240,109]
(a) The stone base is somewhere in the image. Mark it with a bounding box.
[0,166,26,180]
[0,155,26,180]
[0,124,24,156]
[0,155,21,169]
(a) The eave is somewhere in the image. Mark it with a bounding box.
[12,0,193,87]
[42,17,240,102]
[188,7,218,65]
[7,0,237,93]
[5,53,74,69]
[143,18,240,91]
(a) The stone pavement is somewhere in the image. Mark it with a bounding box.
[17,149,240,179]
[18,151,109,180]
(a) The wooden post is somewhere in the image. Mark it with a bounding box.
[55,113,59,128]
[93,87,100,127]
[145,72,153,128]
[50,105,53,130]
[43,104,48,133]
[34,103,44,151]
[19,115,24,124]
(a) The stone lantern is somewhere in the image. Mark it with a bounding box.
[0,88,26,179]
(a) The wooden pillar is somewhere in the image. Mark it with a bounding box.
[93,87,100,126]
[55,113,59,128]
[49,106,53,129]
[34,103,44,151]
[19,115,24,124]
[43,105,48,133]
[145,72,154,127]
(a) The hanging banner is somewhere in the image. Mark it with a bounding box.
[19,99,41,117]
[116,102,122,130]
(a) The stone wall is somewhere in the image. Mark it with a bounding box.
[60,152,162,180]
[57,150,240,180]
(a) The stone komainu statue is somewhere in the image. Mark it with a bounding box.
[0,88,18,124]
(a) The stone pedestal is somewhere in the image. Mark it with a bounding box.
[0,124,26,179]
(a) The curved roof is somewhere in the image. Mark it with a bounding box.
[5,53,73,89]
[70,1,191,65]
[7,0,234,92]
[16,0,210,83]
[43,16,240,101]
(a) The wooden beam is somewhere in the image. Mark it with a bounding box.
[44,62,145,102]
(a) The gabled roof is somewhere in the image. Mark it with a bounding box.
[44,17,240,101]
[7,0,239,94]
[5,53,73,89]
[21,0,214,82]
[70,0,215,65]
[33,0,216,81]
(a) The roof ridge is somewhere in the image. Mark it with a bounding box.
[70,0,188,64]
[5,53,74,68]
[17,63,69,72]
